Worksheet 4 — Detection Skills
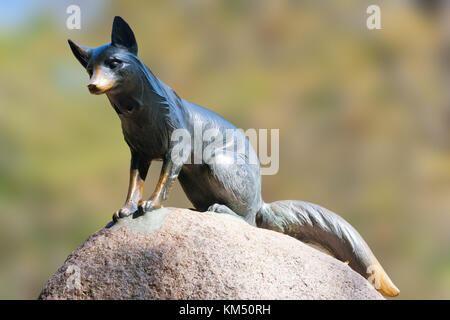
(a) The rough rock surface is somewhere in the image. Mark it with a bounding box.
[39,207,383,300]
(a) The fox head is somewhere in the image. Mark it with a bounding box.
[68,16,140,95]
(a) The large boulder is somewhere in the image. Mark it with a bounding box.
[39,207,382,300]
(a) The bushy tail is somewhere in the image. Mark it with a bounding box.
[256,200,399,297]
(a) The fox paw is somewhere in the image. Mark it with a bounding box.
[138,200,161,215]
[112,205,136,222]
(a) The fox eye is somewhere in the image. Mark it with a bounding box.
[106,59,121,69]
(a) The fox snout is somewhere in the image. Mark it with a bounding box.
[87,66,115,95]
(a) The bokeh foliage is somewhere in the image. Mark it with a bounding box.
[0,0,449,299]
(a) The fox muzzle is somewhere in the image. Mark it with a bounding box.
[87,66,115,95]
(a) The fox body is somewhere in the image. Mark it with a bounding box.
[68,16,399,296]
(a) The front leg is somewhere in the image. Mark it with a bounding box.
[113,152,150,222]
[138,155,182,214]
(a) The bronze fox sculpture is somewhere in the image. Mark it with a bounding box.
[68,16,399,296]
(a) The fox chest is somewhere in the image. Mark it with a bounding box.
[119,114,169,160]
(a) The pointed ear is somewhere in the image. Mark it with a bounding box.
[111,16,138,54]
[68,39,92,68]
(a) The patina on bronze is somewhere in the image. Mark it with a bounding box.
[68,16,399,297]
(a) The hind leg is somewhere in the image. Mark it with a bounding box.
[203,150,264,225]
[208,203,246,221]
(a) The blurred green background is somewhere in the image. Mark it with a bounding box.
[0,0,449,299]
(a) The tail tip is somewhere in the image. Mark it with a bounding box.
[378,283,400,297]
[377,280,400,297]
[367,263,400,297]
